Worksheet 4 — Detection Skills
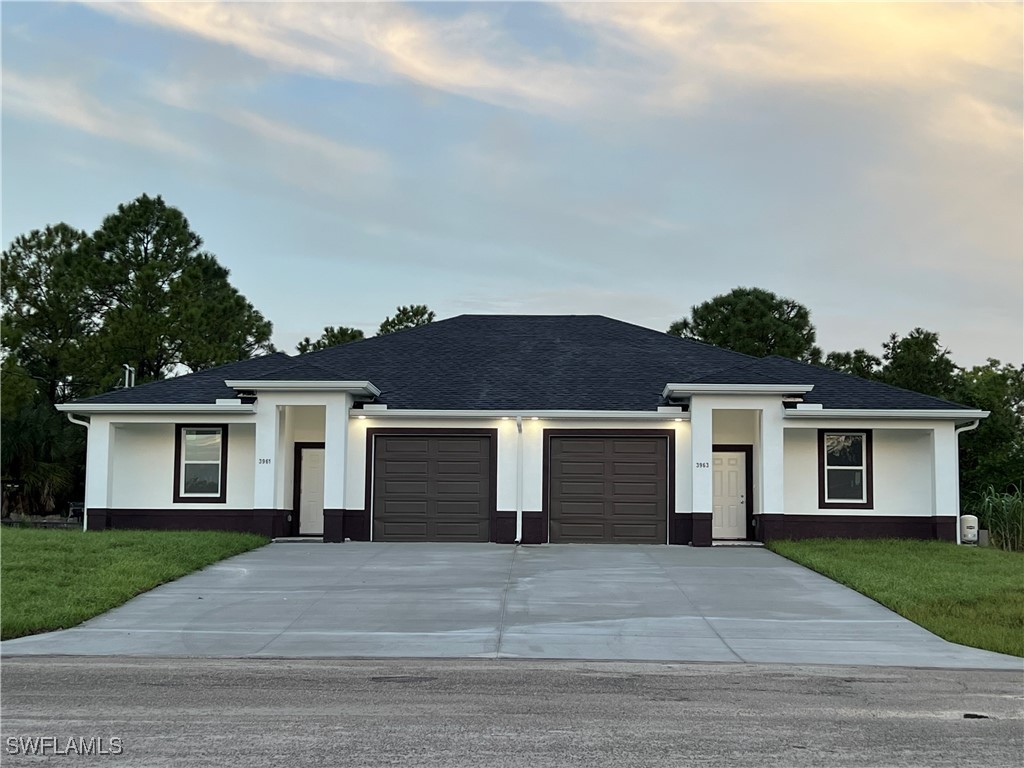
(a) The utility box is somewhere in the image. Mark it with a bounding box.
[960,514,979,545]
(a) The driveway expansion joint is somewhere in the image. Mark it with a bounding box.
[643,548,746,664]
[494,545,518,658]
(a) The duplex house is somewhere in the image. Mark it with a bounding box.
[57,315,986,545]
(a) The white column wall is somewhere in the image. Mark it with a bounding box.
[323,395,352,510]
[253,397,281,510]
[689,399,714,516]
[84,417,114,510]
[760,405,786,516]
[932,423,959,519]
[674,421,693,513]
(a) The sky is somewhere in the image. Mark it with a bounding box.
[2,1,1022,367]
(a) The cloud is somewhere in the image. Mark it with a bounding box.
[562,2,1020,88]
[90,2,1021,152]
[1,70,197,158]
[92,2,597,115]
[222,109,388,177]
[930,94,1023,154]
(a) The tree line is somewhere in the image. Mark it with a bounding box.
[669,287,1023,508]
[2,197,1020,517]
[296,304,436,353]
[0,195,434,516]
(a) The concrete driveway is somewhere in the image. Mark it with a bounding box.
[2,543,1020,669]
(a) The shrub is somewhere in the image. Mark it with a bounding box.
[974,487,1024,552]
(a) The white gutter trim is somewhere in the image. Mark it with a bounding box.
[953,419,982,545]
[784,408,989,420]
[65,412,90,428]
[349,409,690,420]
[225,380,380,396]
[515,416,524,545]
[64,413,91,531]
[663,383,815,396]
[55,403,256,415]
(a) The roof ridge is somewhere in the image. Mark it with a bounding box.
[291,313,463,361]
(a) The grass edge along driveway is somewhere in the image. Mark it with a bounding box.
[1,528,268,640]
[767,538,1023,658]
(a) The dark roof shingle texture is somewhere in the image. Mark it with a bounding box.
[76,353,295,405]
[689,355,970,410]
[70,315,973,411]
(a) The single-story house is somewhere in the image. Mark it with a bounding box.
[56,315,987,545]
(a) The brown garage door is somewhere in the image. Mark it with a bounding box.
[549,436,668,544]
[372,435,492,542]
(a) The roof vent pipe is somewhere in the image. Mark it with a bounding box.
[122,364,136,388]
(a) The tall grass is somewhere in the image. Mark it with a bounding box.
[974,487,1024,552]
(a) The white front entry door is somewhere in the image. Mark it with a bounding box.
[712,451,747,539]
[299,448,326,535]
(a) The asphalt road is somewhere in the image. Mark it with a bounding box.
[1,658,1021,767]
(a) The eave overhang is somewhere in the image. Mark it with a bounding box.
[224,380,381,396]
[349,409,690,420]
[663,383,815,397]
[54,403,257,415]
[782,408,989,421]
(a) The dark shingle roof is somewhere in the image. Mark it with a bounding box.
[689,356,971,410]
[260,315,756,409]
[76,353,295,405]
[67,315,974,411]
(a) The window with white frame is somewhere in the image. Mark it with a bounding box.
[175,425,227,503]
[818,430,873,509]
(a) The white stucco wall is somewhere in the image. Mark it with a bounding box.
[110,424,172,508]
[783,425,935,517]
[291,406,326,442]
[712,410,757,444]
[110,422,255,509]
[94,405,958,530]
[345,416,692,515]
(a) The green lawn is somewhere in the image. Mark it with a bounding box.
[767,538,1024,657]
[1,528,268,640]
